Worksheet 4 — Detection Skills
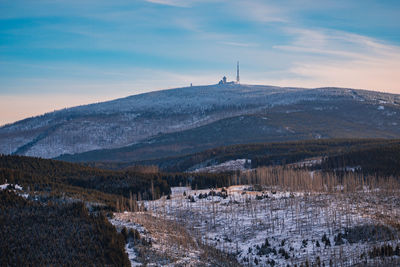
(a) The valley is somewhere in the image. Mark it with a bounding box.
[3,1,400,266]
[1,85,400,267]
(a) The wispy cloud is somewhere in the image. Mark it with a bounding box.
[269,27,400,92]
[145,0,191,7]
[230,1,288,23]
[219,41,259,48]
[1,0,400,124]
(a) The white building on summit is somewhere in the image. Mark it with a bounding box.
[218,76,228,84]
[218,62,240,85]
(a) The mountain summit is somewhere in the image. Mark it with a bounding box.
[1,84,400,159]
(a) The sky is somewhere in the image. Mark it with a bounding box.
[1,0,400,125]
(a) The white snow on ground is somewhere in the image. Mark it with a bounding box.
[122,185,400,266]
[0,84,311,158]
[111,211,208,266]
[289,157,323,168]
[110,216,147,267]
[0,184,30,199]
[125,243,141,267]
[4,85,399,159]
[339,166,362,172]
[193,159,251,173]
[14,184,22,190]
[0,183,9,190]
[0,183,23,190]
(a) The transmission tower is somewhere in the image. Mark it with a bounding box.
[236,61,240,84]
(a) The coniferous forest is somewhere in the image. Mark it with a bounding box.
[0,190,130,266]
[2,0,400,265]
[1,138,400,266]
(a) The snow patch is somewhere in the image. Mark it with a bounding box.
[193,159,251,173]
[136,185,400,266]
[0,183,23,190]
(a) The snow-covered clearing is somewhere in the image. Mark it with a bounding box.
[111,186,400,266]
[111,211,238,266]
[0,183,22,190]
[193,159,251,173]
[0,183,29,198]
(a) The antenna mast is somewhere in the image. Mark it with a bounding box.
[236,61,240,84]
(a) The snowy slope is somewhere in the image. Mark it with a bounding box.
[1,83,400,158]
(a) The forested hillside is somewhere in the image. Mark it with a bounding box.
[320,143,400,176]
[57,96,400,164]
[0,154,239,206]
[0,155,171,209]
[81,139,400,173]
[0,190,130,266]
[2,84,400,160]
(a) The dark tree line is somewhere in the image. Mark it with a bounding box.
[320,143,400,177]
[0,190,130,266]
[189,172,234,190]
[0,155,171,205]
[0,155,243,211]
[116,138,396,172]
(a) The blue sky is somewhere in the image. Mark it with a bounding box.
[1,0,400,125]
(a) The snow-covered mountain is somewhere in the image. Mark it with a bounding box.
[1,83,400,159]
